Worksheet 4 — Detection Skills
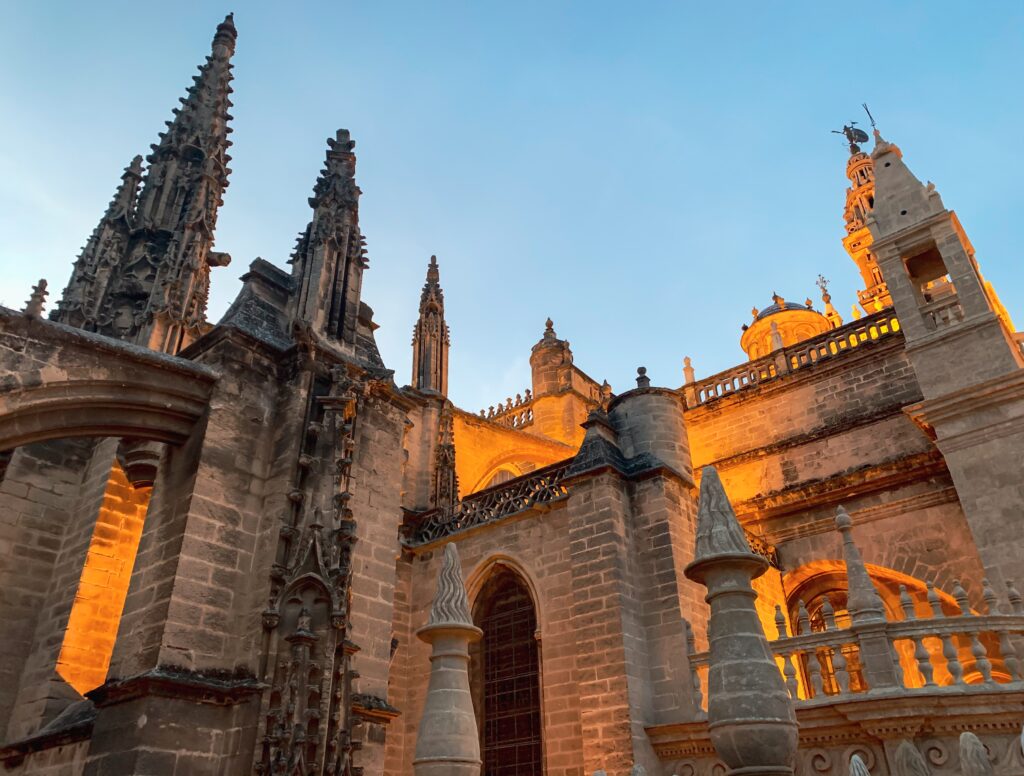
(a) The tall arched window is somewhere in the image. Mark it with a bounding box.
[471,567,542,775]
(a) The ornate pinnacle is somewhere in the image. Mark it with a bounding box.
[426,544,473,628]
[835,506,886,624]
[23,279,48,318]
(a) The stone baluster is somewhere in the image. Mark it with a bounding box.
[952,579,972,615]
[899,585,935,687]
[684,466,797,776]
[982,579,1023,681]
[899,585,916,620]
[413,544,483,776]
[928,582,965,685]
[685,620,705,714]
[1007,580,1024,614]
[955,584,995,685]
[797,600,811,635]
[894,740,930,776]
[773,605,800,699]
[805,647,825,699]
[774,604,789,639]
[959,731,994,776]
[836,506,902,691]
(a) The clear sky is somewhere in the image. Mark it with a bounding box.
[2,2,1022,412]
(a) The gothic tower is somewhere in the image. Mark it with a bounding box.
[840,130,892,312]
[53,14,237,354]
[868,128,1024,589]
[411,255,450,396]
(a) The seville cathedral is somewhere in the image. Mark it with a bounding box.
[5,14,1024,776]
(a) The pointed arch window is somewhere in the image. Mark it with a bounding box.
[471,567,542,775]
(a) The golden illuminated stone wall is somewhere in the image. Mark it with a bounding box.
[56,462,149,695]
[451,409,575,495]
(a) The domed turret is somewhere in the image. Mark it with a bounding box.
[740,292,831,361]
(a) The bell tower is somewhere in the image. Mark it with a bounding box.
[867,128,1024,590]
[837,122,891,312]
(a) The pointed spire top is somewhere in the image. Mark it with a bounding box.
[692,467,758,563]
[835,506,886,623]
[544,317,556,338]
[426,254,440,284]
[23,279,48,318]
[213,12,237,54]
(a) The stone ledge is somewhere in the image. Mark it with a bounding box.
[85,666,264,709]
[646,686,1024,760]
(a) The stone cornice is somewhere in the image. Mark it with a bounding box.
[646,687,1024,760]
[86,666,264,708]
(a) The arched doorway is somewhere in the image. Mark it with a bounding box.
[471,566,542,775]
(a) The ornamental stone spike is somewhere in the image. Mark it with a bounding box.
[849,754,871,776]
[23,279,48,318]
[894,740,930,776]
[413,543,482,776]
[685,466,797,776]
[835,506,886,624]
[835,506,903,690]
[959,731,994,776]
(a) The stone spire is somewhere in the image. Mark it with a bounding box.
[685,466,797,776]
[411,255,450,395]
[53,15,237,353]
[289,129,368,346]
[414,544,482,776]
[835,506,886,624]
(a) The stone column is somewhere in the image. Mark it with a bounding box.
[684,466,797,776]
[413,543,482,776]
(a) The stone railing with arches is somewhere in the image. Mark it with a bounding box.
[664,466,1024,776]
[402,458,572,546]
[686,518,1024,711]
[477,389,535,429]
[685,310,902,408]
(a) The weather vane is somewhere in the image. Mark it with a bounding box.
[832,120,870,154]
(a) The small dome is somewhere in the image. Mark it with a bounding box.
[741,293,831,362]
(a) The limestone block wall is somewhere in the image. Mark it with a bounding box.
[686,339,927,506]
[5,439,119,742]
[451,409,574,494]
[0,439,96,740]
[387,506,581,776]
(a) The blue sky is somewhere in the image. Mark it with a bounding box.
[2,2,1022,412]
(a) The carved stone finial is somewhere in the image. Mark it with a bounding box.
[849,754,871,776]
[426,544,473,628]
[835,506,886,624]
[894,740,930,776]
[959,732,993,776]
[636,366,650,389]
[693,467,755,563]
[414,543,482,776]
[769,320,784,351]
[683,356,695,385]
[23,279,48,318]
[771,291,784,306]
[543,317,556,339]
[684,465,796,776]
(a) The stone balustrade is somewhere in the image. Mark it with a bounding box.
[478,388,534,428]
[686,310,902,408]
[921,294,965,330]
[687,576,1024,710]
[402,458,571,546]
